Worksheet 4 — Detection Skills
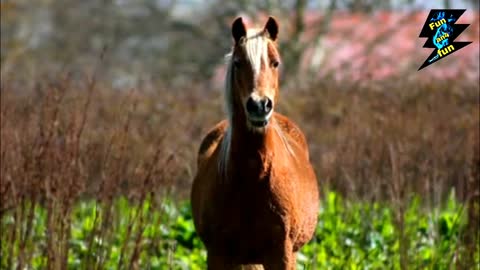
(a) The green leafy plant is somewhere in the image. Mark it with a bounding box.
[2,192,475,269]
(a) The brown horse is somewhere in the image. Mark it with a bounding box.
[191,16,319,270]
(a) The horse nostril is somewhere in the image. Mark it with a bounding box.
[263,98,272,114]
[246,97,273,116]
[246,97,259,115]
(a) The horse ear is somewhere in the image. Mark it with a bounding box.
[232,17,247,44]
[264,16,279,41]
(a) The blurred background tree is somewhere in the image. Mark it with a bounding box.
[0,0,477,88]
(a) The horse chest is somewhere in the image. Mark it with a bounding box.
[212,164,288,233]
[211,183,285,262]
[216,155,293,213]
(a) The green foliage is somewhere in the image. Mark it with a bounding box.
[1,192,476,269]
[297,191,474,269]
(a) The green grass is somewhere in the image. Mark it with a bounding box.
[1,191,477,269]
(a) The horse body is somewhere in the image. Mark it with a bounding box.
[191,17,319,270]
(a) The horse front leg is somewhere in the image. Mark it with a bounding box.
[207,251,242,270]
[262,239,296,270]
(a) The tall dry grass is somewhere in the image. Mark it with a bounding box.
[0,71,204,268]
[0,72,478,268]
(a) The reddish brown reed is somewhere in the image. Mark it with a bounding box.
[0,72,478,268]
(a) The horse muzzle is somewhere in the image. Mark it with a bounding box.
[246,96,273,127]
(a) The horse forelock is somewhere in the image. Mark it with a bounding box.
[244,28,269,79]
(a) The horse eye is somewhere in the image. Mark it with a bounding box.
[272,60,280,68]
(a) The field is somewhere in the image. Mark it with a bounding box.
[1,73,479,269]
[1,191,472,269]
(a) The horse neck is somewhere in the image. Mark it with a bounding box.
[227,111,277,172]
[227,91,269,148]
[221,69,280,179]
[230,123,271,154]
